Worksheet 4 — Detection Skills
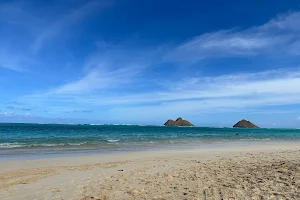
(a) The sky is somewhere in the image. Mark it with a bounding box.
[1,0,300,127]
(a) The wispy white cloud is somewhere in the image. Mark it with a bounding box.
[52,65,142,95]
[0,49,41,71]
[0,1,40,25]
[0,112,16,117]
[107,96,300,121]
[22,67,300,116]
[0,0,113,71]
[165,12,300,62]
[21,42,152,107]
[32,0,112,52]
[0,111,31,117]
[261,12,300,31]
[59,67,300,107]
[0,52,22,73]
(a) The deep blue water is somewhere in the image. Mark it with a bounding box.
[0,123,300,159]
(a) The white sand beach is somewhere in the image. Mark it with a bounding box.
[0,143,300,200]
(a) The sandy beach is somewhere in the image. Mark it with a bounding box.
[0,143,300,200]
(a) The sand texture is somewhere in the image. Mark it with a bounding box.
[0,144,300,200]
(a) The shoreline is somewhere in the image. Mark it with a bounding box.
[1,142,299,168]
[0,140,299,161]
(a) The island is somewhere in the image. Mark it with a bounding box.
[233,119,259,128]
[164,117,194,126]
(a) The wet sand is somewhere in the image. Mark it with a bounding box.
[0,143,300,200]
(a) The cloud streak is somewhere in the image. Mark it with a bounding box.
[32,0,112,52]
[0,0,113,71]
[22,67,300,116]
[52,65,142,95]
[165,12,300,61]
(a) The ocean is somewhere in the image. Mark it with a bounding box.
[0,123,300,160]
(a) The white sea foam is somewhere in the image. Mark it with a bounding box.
[0,143,24,148]
[40,144,58,147]
[0,142,88,148]
[107,139,119,143]
[237,138,271,141]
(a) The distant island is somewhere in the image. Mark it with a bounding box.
[164,117,194,126]
[233,119,259,128]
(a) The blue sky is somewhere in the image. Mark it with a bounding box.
[1,0,300,127]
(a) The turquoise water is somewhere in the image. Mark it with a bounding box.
[0,123,300,160]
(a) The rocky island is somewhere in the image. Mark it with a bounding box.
[233,119,259,128]
[164,117,194,126]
